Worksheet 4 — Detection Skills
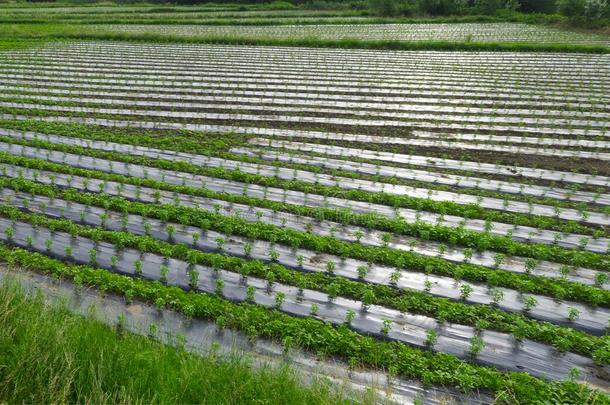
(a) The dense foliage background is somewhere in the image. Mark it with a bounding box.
[5,0,609,24]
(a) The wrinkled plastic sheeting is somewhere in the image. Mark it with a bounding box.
[1,142,608,254]
[0,218,609,385]
[0,267,495,405]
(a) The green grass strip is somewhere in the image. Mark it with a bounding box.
[0,271,355,405]
[0,13,541,26]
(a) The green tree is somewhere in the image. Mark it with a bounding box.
[584,0,608,18]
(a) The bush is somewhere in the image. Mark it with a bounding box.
[474,0,517,14]
[584,0,608,18]
[368,0,396,15]
[303,0,367,10]
[557,0,586,16]
[419,0,467,15]
[265,1,297,10]
[519,0,556,12]
[368,0,417,16]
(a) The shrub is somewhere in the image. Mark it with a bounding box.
[557,0,586,16]
[475,0,512,14]
[265,1,297,10]
[369,0,418,16]
[584,0,608,18]
[519,0,556,12]
[419,0,467,15]
[369,0,398,15]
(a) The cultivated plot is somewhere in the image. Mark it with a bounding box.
[0,41,609,403]
[92,22,610,46]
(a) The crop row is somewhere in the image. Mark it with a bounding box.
[0,130,607,268]
[4,118,606,218]
[3,71,604,109]
[248,139,610,188]
[3,62,605,103]
[1,241,606,403]
[3,214,610,384]
[4,67,603,111]
[3,99,606,143]
[6,91,609,134]
[232,147,610,206]
[2,162,610,309]
[3,112,609,202]
[3,114,608,202]
[3,187,610,345]
[16,43,610,74]
[4,80,607,139]
[3,140,610,254]
[87,23,610,46]
[3,83,607,124]
[3,83,605,124]
[409,131,610,149]
[2,67,605,110]
[1,127,606,230]
[3,56,607,92]
[6,47,609,97]
[231,146,610,205]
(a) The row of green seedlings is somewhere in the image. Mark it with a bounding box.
[3,219,490,358]
[0,134,610,250]
[4,93,609,146]
[232,147,610,215]
[6,129,610,236]
[3,58,599,109]
[6,89,609,135]
[247,142,610,202]
[0,217,589,327]
[4,79,609,126]
[3,167,604,310]
[4,193,591,316]
[2,151,609,276]
[3,189,599,318]
[0,241,604,404]
[0,219,589,366]
[1,118,606,216]
[1,95,608,184]
[1,199,608,363]
[2,76,607,123]
[21,127,610,228]
[259,137,610,187]
[0,90,604,155]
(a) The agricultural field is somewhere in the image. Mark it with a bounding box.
[92,22,610,45]
[1,1,610,404]
[0,3,365,24]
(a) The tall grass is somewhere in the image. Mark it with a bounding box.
[0,276,355,405]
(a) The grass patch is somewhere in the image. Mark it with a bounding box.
[0,37,46,50]
[0,273,355,405]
